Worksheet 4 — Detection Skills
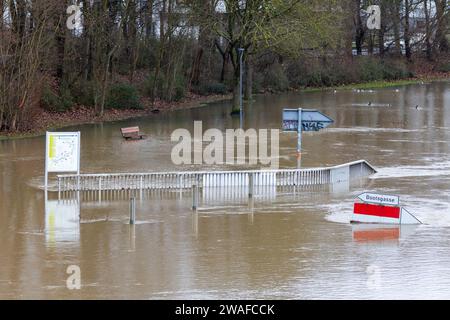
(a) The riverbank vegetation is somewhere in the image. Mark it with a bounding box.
[0,0,449,133]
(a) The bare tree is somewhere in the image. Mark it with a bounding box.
[354,0,365,55]
[189,0,339,112]
[404,0,412,60]
[423,0,432,60]
[434,0,449,54]
[0,0,54,131]
[0,0,4,30]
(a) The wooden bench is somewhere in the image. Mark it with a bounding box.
[121,127,146,140]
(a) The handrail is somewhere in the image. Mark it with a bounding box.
[55,160,377,193]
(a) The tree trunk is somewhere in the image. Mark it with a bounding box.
[435,0,449,54]
[424,0,433,60]
[354,0,364,55]
[128,0,138,82]
[0,0,4,30]
[189,0,211,88]
[145,0,154,39]
[54,0,67,82]
[221,55,228,82]
[0,109,3,131]
[342,0,354,57]
[215,40,230,83]
[378,30,384,56]
[152,0,168,104]
[378,5,385,57]
[164,0,175,101]
[190,47,203,88]
[404,0,412,61]
[55,30,66,82]
[99,51,113,117]
[10,0,26,41]
[17,0,27,37]
[368,32,374,55]
[11,114,17,132]
[231,49,241,113]
[393,8,402,55]
[82,0,93,81]
[160,0,166,40]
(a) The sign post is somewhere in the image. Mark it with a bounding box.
[45,132,81,191]
[357,192,400,206]
[352,192,422,225]
[282,108,334,167]
[297,108,303,167]
[297,108,303,154]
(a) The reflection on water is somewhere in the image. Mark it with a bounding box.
[1,81,450,299]
[45,198,80,247]
[352,224,400,242]
[351,224,419,243]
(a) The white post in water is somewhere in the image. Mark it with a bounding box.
[192,211,199,238]
[129,223,136,251]
[130,197,136,225]
[297,108,303,168]
[192,184,199,211]
[248,173,254,199]
[248,195,255,225]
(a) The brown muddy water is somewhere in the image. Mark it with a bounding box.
[1,81,450,299]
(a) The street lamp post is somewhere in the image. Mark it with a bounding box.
[238,48,244,129]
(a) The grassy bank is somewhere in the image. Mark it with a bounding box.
[1,73,449,141]
[337,79,424,90]
[280,73,449,94]
[0,93,231,141]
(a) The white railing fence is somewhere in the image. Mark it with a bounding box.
[56,160,376,194]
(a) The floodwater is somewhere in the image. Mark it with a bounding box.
[1,81,450,299]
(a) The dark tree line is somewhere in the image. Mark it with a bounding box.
[0,0,448,131]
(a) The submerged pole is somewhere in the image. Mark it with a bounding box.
[248,196,255,225]
[248,173,254,199]
[192,184,199,211]
[130,197,136,225]
[297,108,303,168]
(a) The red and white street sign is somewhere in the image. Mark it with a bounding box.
[352,203,401,224]
[351,196,421,225]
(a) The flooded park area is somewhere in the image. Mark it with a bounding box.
[1,80,450,299]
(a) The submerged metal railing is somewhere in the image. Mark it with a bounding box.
[55,160,376,193]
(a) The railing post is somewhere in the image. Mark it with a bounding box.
[98,177,102,202]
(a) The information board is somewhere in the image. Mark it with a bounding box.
[46,132,80,173]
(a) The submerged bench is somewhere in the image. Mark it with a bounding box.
[121,127,146,140]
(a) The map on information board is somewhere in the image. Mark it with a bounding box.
[46,132,80,173]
